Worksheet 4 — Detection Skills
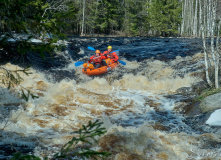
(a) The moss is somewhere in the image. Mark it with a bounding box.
[194,87,221,102]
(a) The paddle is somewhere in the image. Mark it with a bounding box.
[87,46,96,51]
[75,61,84,67]
[111,50,119,53]
[74,46,95,67]
[87,47,126,65]
[118,60,126,65]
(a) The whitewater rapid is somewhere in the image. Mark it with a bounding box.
[1,37,221,159]
[0,52,207,158]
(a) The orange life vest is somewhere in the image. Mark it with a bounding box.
[103,51,119,62]
[103,51,114,59]
[92,55,102,64]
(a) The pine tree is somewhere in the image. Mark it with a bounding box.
[147,0,182,36]
[123,0,148,36]
[95,0,122,34]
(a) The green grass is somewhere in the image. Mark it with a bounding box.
[195,87,221,102]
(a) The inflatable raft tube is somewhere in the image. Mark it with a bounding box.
[82,62,119,76]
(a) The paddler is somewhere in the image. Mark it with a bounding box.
[88,50,107,68]
[102,46,119,64]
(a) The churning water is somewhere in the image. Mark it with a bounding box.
[1,37,221,159]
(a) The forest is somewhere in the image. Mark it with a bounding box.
[1,0,220,38]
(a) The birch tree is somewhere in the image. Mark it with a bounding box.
[210,0,218,88]
[200,0,212,87]
[81,0,86,36]
[193,0,198,37]
[200,0,221,88]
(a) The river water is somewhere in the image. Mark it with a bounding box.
[1,37,221,160]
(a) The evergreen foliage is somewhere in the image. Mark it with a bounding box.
[123,0,148,36]
[0,0,183,38]
[147,0,182,36]
[95,0,122,34]
[0,0,75,100]
[0,65,39,101]
[0,0,74,56]
[52,0,182,37]
[11,120,110,160]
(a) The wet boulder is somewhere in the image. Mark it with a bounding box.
[176,87,193,95]
[191,81,209,94]
[199,92,221,113]
[176,81,209,96]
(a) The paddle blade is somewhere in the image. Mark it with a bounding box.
[75,61,84,67]
[118,60,126,65]
[111,50,120,53]
[87,46,96,51]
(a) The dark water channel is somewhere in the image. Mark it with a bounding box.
[22,37,203,70]
[68,37,203,62]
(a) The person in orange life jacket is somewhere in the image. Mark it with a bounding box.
[103,46,119,63]
[88,50,107,68]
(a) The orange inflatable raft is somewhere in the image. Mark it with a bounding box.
[82,61,119,76]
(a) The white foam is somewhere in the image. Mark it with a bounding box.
[206,109,221,126]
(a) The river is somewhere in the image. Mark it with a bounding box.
[1,37,221,160]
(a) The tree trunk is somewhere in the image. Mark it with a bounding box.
[210,0,219,88]
[193,0,198,37]
[204,0,207,36]
[191,0,194,36]
[81,0,86,36]
[181,0,186,36]
[198,0,202,36]
[215,20,220,88]
[208,0,211,37]
[200,0,213,87]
